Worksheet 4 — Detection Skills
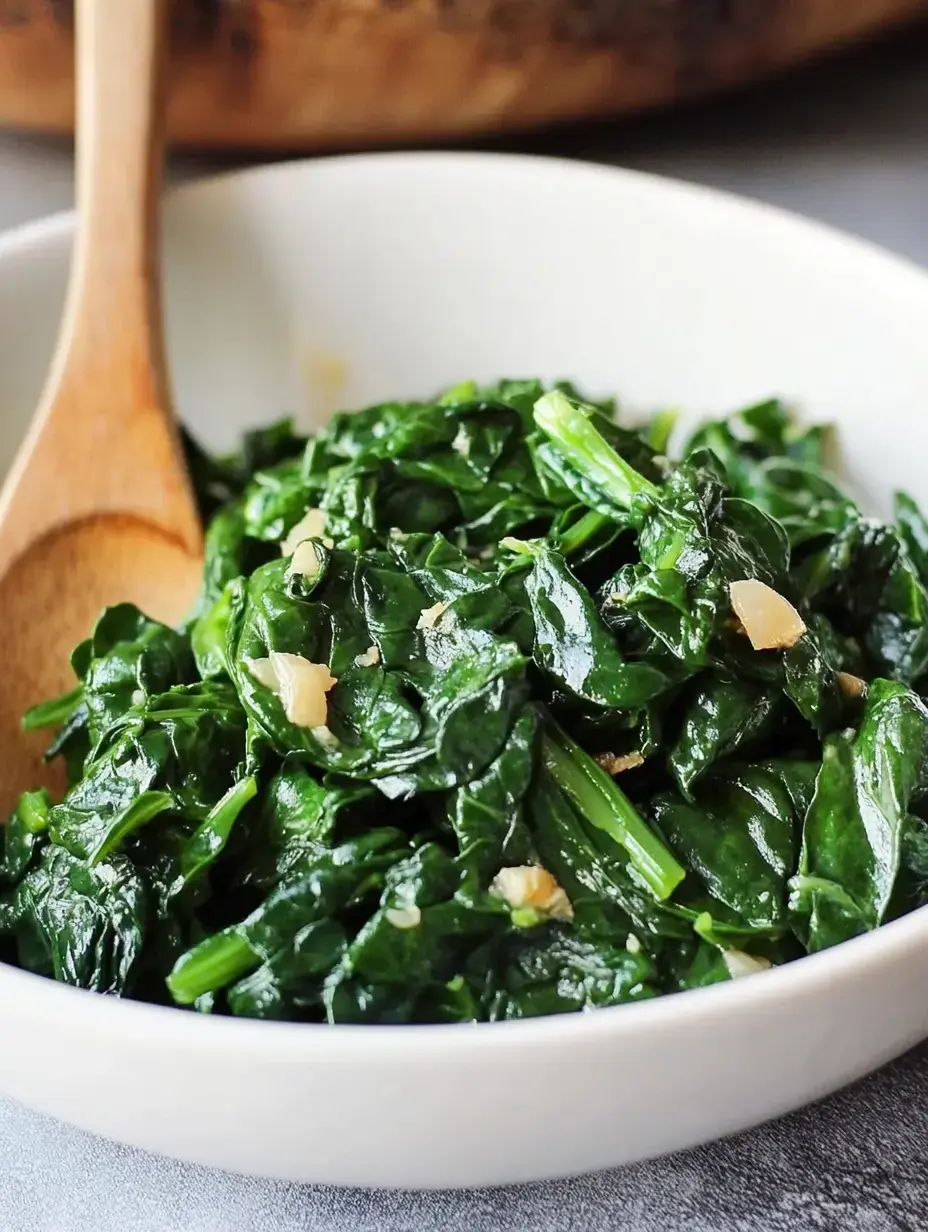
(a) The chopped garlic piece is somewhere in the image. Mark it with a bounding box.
[837,671,867,699]
[729,579,806,651]
[451,426,470,457]
[280,507,326,556]
[270,652,336,728]
[246,652,336,728]
[385,905,422,930]
[417,601,449,631]
[626,933,642,955]
[287,539,322,581]
[722,949,772,980]
[595,751,645,776]
[491,865,574,922]
[354,645,381,668]
[245,656,280,691]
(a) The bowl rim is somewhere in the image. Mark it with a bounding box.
[3,148,928,1061]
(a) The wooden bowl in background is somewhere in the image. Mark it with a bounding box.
[0,0,925,150]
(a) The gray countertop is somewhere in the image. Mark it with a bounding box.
[3,27,928,1232]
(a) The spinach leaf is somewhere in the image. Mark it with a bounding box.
[48,682,246,865]
[240,767,379,891]
[5,845,147,994]
[243,458,316,544]
[794,516,899,633]
[485,928,658,1020]
[14,377,928,1026]
[228,551,528,794]
[790,679,928,950]
[73,604,195,753]
[652,761,816,932]
[864,551,928,686]
[197,503,250,613]
[227,919,347,1020]
[503,539,669,709]
[0,790,51,888]
[305,396,563,551]
[167,829,410,1005]
[441,704,538,882]
[684,403,849,550]
[669,675,783,798]
[896,491,928,587]
[325,846,512,1023]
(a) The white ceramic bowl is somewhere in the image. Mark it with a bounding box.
[1,153,928,1190]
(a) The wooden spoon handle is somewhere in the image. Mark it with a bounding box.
[66,0,171,408]
[0,0,201,575]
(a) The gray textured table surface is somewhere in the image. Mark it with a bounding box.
[3,28,928,1232]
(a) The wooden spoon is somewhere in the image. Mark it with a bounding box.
[0,0,203,816]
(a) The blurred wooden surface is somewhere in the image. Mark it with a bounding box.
[0,0,925,150]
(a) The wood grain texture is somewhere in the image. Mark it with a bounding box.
[0,517,201,816]
[0,0,202,813]
[0,0,201,575]
[0,0,924,149]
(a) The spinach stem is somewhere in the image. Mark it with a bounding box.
[167,929,258,1005]
[647,408,678,454]
[541,724,685,900]
[179,775,258,885]
[558,510,610,557]
[21,685,83,732]
[534,390,660,509]
[16,789,51,835]
[90,791,173,865]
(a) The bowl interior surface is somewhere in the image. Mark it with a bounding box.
[1,153,926,511]
[1,153,928,1187]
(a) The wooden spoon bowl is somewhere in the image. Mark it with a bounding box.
[0,0,924,150]
[0,518,200,809]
